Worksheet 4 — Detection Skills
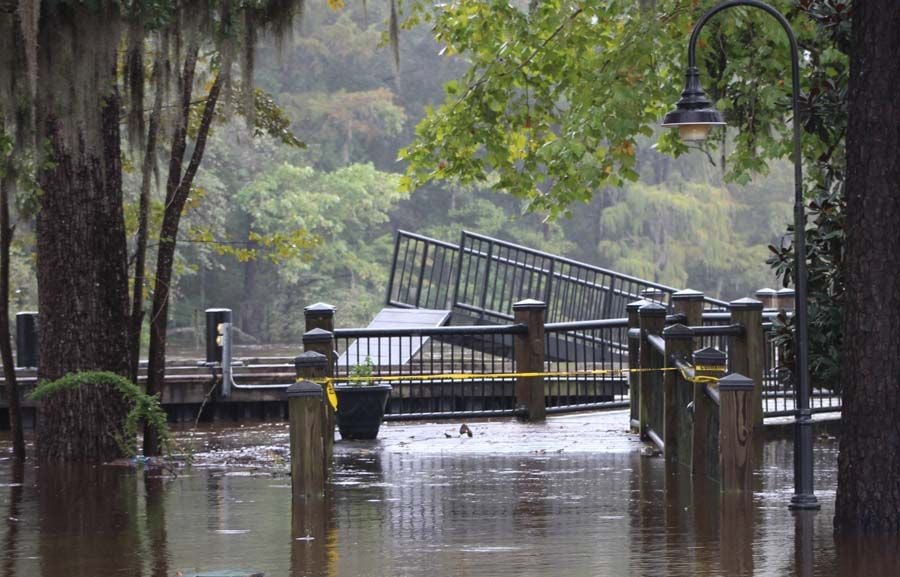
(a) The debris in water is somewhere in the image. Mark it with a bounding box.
[459,424,473,437]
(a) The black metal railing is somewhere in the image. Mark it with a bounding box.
[386,230,729,324]
[334,324,525,419]
[543,318,630,412]
[760,315,842,417]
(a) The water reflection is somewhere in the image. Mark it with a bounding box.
[36,465,143,577]
[2,459,23,577]
[2,428,900,576]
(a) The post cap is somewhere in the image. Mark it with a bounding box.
[294,350,328,368]
[286,380,323,398]
[512,298,547,311]
[16,311,38,316]
[626,299,649,312]
[776,287,795,296]
[754,288,776,297]
[638,302,667,317]
[662,323,693,339]
[693,346,726,365]
[304,302,336,315]
[672,289,704,301]
[205,307,232,314]
[718,372,755,391]
[729,297,763,311]
[302,327,334,343]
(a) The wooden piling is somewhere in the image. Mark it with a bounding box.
[754,288,777,310]
[692,347,725,480]
[304,303,337,462]
[638,302,667,442]
[627,300,647,433]
[296,345,333,479]
[718,373,755,493]
[671,289,704,327]
[729,298,764,428]
[513,299,546,422]
[287,380,326,500]
[663,323,693,466]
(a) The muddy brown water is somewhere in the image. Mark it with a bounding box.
[1,417,898,576]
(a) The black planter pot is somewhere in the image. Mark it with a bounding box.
[334,383,392,440]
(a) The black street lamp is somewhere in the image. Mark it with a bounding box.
[662,0,819,510]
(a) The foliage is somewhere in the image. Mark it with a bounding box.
[28,371,172,456]
[349,355,376,386]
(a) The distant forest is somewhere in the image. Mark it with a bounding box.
[7,2,790,344]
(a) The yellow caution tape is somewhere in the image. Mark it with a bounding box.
[297,365,726,389]
[325,381,338,411]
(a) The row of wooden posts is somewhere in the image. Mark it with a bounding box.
[286,299,553,500]
[628,290,766,492]
[288,292,769,499]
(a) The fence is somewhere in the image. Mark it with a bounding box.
[630,297,757,491]
[386,230,729,324]
[305,300,630,421]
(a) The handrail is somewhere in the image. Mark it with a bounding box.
[704,383,720,406]
[334,323,528,338]
[646,428,666,452]
[544,318,628,331]
[395,229,459,250]
[690,324,745,337]
[647,333,667,357]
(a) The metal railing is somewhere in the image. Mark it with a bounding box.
[386,230,729,324]
[334,324,524,419]
[543,318,630,412]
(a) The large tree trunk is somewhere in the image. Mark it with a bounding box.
[33,7,131,461]
[835,0,900,533]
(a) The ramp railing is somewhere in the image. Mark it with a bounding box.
[386,230,729,325]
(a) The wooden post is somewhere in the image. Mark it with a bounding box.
[304,304,337,462]
[305,302,336,333]
[301,329,335,476]
[718,373,755,492]
[627,300,647,433]
[663,323,693,466]
[513,299,546,422]
[15,311,38,368]
[692,347,726,479]
[729,298,764,428]
[287,379,326,500]
[672,289,704,327]
[638,302,667,442]
[754,288,777,310]
[776,287,795,311]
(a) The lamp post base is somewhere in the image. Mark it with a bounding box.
[789,493,821,510]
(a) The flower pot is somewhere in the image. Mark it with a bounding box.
[334,383,392,440]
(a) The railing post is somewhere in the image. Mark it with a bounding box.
[286,376,326,501]
[729,298,764,428]
[513,299,546,422]
[305,302,336,333]
[627,300,647,433]
[638,302,667,441]
[663,323,693,465]
[754,288,777,311]
[776,287,795,311]
[672,289,704,327]
[294,350,331,477]
[692,347,726,479]
[718,373,755,493]
[302,328,336,475]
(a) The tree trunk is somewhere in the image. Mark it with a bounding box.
[33,8,131,461]
[128,54,164,384]
[835,0,900,533]
[0,172,23,459]
[144,69,222,456]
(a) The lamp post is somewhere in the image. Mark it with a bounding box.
[661,0,819,510]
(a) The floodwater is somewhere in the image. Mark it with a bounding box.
[1,414,898,577]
